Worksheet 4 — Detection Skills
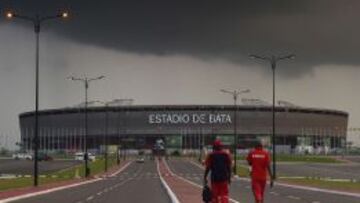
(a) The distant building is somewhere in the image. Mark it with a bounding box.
[347,127,360,147]
[18,104,348,153]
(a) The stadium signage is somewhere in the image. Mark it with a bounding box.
[148,113,232,124]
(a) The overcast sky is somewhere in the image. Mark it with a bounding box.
[1,0,360,147]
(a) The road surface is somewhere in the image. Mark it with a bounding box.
[167,159,360,203]
[11,161,170,203]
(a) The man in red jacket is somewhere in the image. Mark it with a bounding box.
[247,140,274,203]
[204,139,232,203]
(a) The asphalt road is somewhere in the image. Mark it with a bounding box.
[0,159,81,175]
[167,159,360,203]
[11,161,170,203]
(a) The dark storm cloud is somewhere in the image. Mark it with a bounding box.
[2,0,360,77]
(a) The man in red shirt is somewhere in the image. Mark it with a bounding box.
[204,139,232,203]
[247,140,273,203]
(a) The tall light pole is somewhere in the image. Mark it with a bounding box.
[117,109,121,164]
[68,76,105,177]
[220,88,250,175]
[95,100,116,172]
[249,54,295,179]
[6,10,69,187]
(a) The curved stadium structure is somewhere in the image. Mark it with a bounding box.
[19,105,348,153]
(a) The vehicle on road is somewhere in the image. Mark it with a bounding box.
[136,157,145,163]
[75,152,96,162]
[37,152,53,161]
[12,153,33,160]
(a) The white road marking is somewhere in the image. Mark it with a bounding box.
[287,195,301,200]
[0,161,134,203]
[156,159,180,203]
[269,191,279,196]
[109,161,132,177]
[86,196,94,201]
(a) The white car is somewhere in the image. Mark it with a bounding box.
[12,153,33,160]
[136,157,145,163]
[74,152,96,162]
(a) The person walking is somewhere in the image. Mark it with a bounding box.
[247,140,274,203]
[203,139,232,203]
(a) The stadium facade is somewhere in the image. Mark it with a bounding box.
[19,105,348,153]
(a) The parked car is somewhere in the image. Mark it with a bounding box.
[12,153,33,160]
[295,145,314,155]
[74,152,96,162]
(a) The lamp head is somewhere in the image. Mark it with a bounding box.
[57,11,69,19]
[5,11,14,19]
[61,11,69,18]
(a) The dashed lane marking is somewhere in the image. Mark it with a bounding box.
[86,196,94,201]
[269,191,279,196]
[287,195,301,200]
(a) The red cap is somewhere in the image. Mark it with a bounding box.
[213,139,223,147]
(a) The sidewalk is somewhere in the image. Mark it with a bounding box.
[158,158,202,203]
[0,160,130,201]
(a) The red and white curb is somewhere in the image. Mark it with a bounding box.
[189,160,360,198]
[0,161,133,203]
[164,160,240,203]
[109,161,132,177]
[0,178,102,203]
[156,159,180,203]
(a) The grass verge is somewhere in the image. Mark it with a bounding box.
[279,178,360,193]
[236,164,360,193]
[0,155,119,191]
[238,154,343,163]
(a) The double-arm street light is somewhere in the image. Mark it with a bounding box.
[68,76,105,177]
[249,54,295,179]
[220,88,250,175]
[5,10,69,187]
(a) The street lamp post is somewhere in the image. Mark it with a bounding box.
[95,100,115,172]
[117,109,121,164]
[249,54,295,179]
[68,76,105,177]
[220,88,250,175]
[6,10,69,187]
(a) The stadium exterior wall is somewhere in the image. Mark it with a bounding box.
[18,105,348,152]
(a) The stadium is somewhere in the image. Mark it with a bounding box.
[18,100,348,154]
